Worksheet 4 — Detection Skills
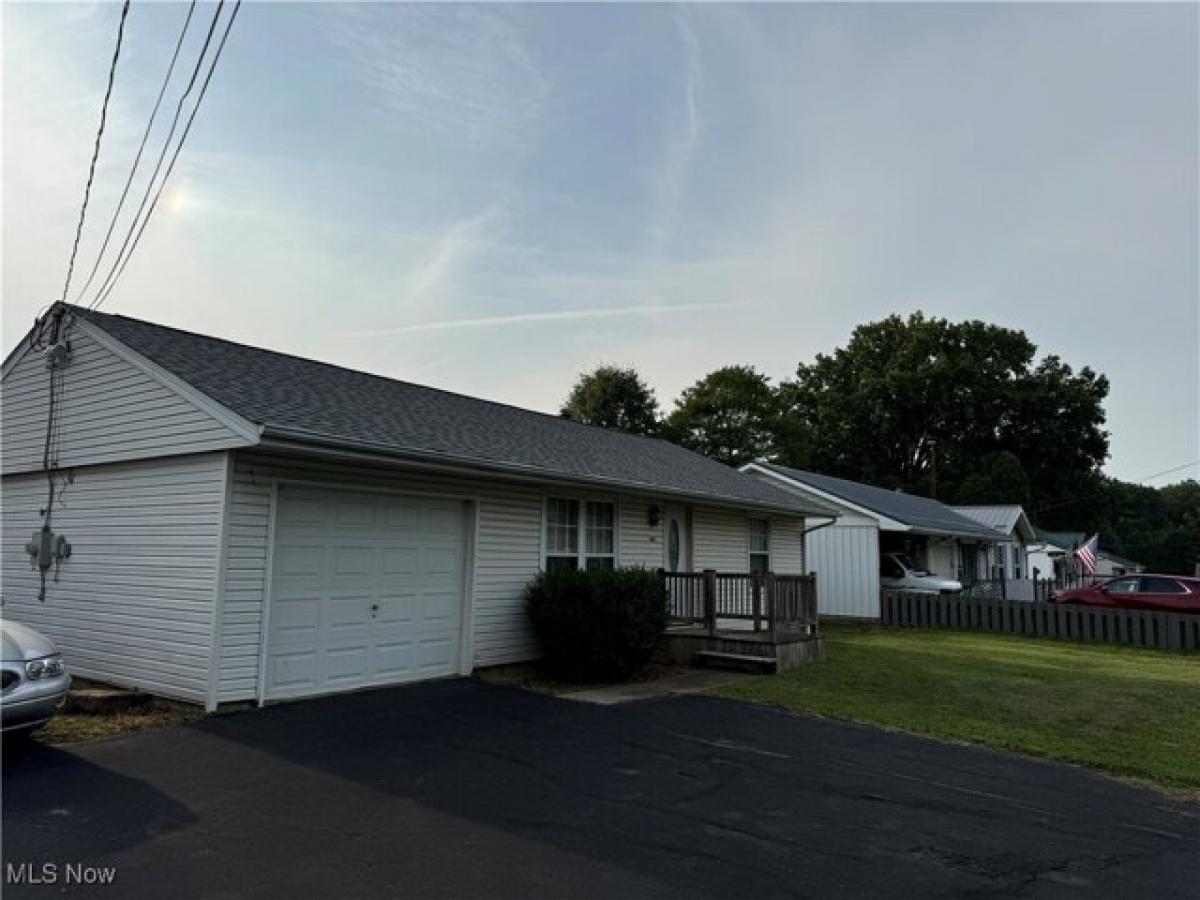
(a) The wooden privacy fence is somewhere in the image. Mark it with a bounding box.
[881,589,1200,653]
[960,576,1093,604]
[661,570,818,638]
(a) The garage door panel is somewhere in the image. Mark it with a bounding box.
[336,497,376,527]
[381,548,418,575]
[376,592,416,623]
[332,546,375,578]
[383,503,421,531]
[277,546,324,577]
[271,596,321,636]
[269,651,318,692]
[418,638,453,671]
[372,641,415,678]
[266,486,466,701]
[323,647,370,684]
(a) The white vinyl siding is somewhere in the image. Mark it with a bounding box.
[691,507,753,572]
[805,520,881,618]
[769,515,806,575]
[2,326,252,476]
[0,452,228,702]
[618,498,664,569]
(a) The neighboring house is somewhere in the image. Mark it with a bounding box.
[1095,551,1145,577]
[1027,527,1145,580]
[950,506,1035,580]
[1027,527,1087,581]
[740,462,1004,618]
[1,308,831,710]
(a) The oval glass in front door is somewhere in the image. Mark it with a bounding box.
[668,519,681,571]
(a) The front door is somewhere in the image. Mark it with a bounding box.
[663,504,691,572]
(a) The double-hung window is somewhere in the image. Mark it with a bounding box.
[544,499,615,571]
[749,519,771,573]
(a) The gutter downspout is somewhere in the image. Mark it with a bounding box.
[801,516,838,537]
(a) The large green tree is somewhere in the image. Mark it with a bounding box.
[776,313,1110,508]
[663,366,778,467]
[560,365,660,435]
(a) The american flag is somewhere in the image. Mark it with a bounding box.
[1075,534,1099,575]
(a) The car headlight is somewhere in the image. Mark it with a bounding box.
[25,655,63,680]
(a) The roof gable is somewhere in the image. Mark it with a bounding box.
[951,505,1035,541]
[752,463,1004,540]
[72,308,823,513]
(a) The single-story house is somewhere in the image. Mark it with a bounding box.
[950,506,1035,580]
[1026,527,1087,581]
[1027,528,1145,580]
[740,462,1005,618]
[1095,551,1145,577]
[1,307,831,709]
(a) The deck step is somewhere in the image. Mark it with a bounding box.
[692,651,777,675]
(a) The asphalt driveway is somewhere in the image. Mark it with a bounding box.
[3,679,1197,899]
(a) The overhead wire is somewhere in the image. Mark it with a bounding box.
[87,0,234,309]
[56,0,131,305]
[73,0,198,304]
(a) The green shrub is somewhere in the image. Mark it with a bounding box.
[525,566,668,682]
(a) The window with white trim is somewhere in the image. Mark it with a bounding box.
[545,499,616,571]
[749,519,771,573]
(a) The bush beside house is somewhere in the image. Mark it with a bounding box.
[525,567,668,682]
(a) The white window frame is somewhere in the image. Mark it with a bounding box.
[542,497,618,571]
[749,517,771,574]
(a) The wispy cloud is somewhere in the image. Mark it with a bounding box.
[650,9,703,247]
[403,207,504,304]
[341,301,748,337]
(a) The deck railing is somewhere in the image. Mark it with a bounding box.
[661,569,818,638]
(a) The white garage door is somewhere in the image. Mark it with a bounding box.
[265,486,468,701]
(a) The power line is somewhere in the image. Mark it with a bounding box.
[1032,458,1200,515]
[57,0,131,305]
[86,0,231,309]
[73,0,198,303]
[93,0,242,311]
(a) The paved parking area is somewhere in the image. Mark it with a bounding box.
[3,679,1197,898]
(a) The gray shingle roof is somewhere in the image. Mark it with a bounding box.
[76,308,829,515]
[754,462,1004,539]
[950,505,1035,541]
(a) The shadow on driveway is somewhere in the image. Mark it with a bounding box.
[4,679,1198,899]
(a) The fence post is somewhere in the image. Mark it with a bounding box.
[703,569,717,636]
[766,572,778,640]
[752,572,763,632]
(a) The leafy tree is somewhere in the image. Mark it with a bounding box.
[560,365,660,435]
[663,366,778,467]
[777,313,1110,509]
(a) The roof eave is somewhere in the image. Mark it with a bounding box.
[257,428,824,517]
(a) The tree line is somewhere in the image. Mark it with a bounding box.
[559,313,1199,575]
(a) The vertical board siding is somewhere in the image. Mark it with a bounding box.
[806,521,881,618]
[619,498,664,569]
[0,453,228,702]
[2,327,250,475]
[218,452,547,700]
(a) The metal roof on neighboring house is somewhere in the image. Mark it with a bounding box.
[950,505,1036,542]
[70,308,831,515]
[1030,526,1088,550]
[749,462,1004,540]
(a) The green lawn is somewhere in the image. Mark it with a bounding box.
[718,623,1200,795]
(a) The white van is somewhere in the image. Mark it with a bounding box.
[880,552,962,594]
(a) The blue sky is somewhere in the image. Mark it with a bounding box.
[4,2,1197,485]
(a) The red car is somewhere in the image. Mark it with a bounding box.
[1051,574,1200,614]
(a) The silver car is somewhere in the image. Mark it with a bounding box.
[1,620,70,734]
